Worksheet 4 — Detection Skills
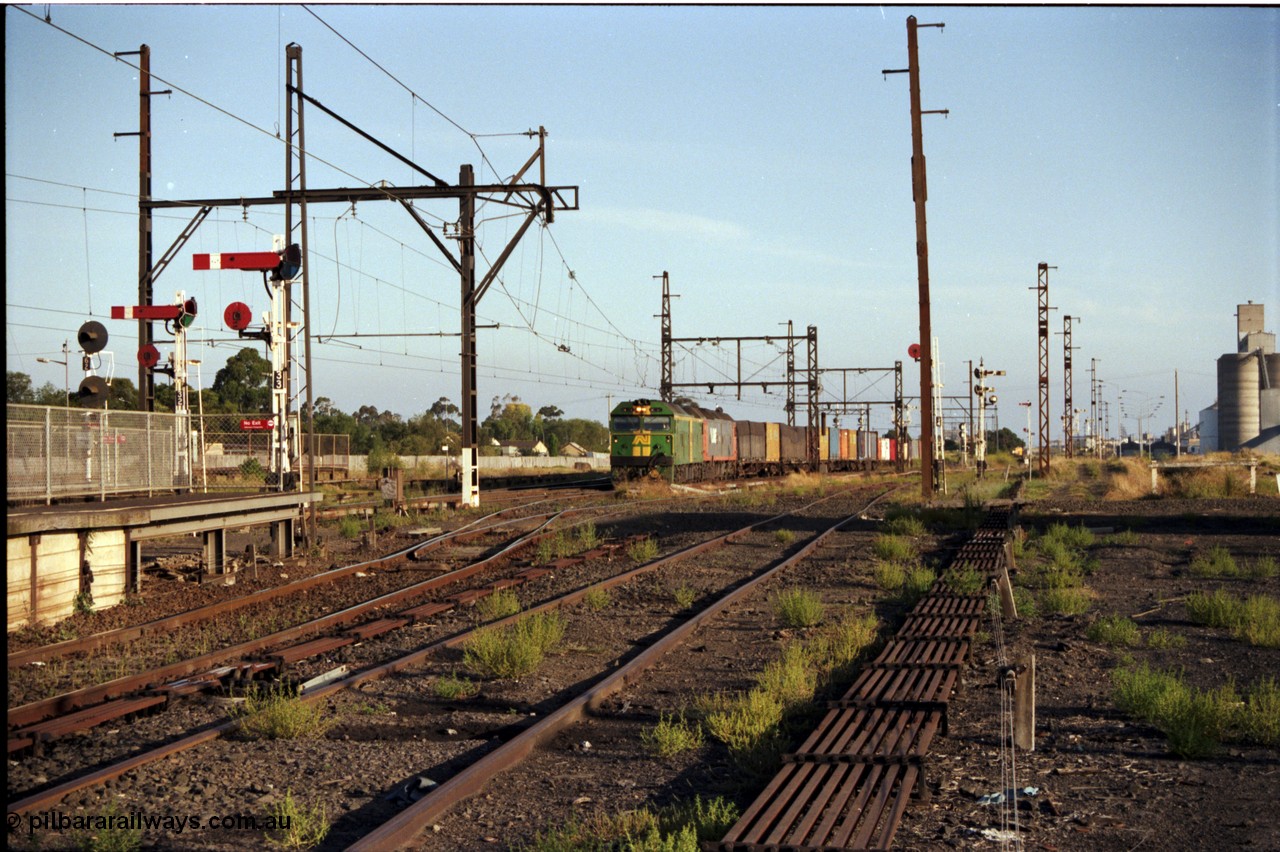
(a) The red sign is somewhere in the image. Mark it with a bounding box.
[240,418,275,431]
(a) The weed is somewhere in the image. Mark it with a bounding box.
[1186,588,1243,629]
[641,711,704,758]
[672,583,697,610]
[1103,529,1141,547]
[1087,614,1141,647]
[756,643,818,709]
[873,534,915,563]
[944,566,985,596]
[463,611,566,679]
[475,588,521,622]
[773,588,825,628]
[1243,677,1280,747]
[1245,555,1279,580]
[582,586,611,611]
[337,516,362,540]
[1238,595,1280,647]
[702,688,784,754]
[73,589,94,616]
[885,512,927,538]
[873,561,906,591]
[805,612,879,675]
[1146,627,1187,649]
[349,700,391,715]
[1188,546,1239,579]
[232,684,332,740]
[773,528,797,546]
[1040,586,1092,615]
[627,537,660,563]
[1012,586,1039,619]
[73,800,142,852]
[1111,663,1239,759]
[265,789,329,849]
[899,566,936,605]
[433,671,479,700]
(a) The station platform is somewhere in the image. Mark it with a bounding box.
[7,491,322,632]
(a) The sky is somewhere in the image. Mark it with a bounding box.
[6,4,1278,443]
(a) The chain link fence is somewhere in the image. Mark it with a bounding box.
[7,404,351,503]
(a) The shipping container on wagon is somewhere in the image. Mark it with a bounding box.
[879,437,892,461]
[683,402,737,461]
[839,429,851,460]
[857,430,879,460]
[780,424,807,462]
[765,423,781,462]
[827,428,840,460]
[738,421,768,462]
[820,428,831,461]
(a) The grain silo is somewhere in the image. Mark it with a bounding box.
[1214,302,1279,453]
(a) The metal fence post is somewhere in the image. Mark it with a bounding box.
[44,408,53,505]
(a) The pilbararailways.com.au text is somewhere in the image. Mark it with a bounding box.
[10,809,292,836]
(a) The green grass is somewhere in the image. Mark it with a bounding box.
[899,566,936,605]
[265,789,329,849]
[773,588,825,628]
[232,684,333,740]
[581,586,611,611]
[1040,586,1092,615]
[1187,590,1280,647]
[475,588,521,622]
[627,537,660,563]
[873,560,906,592]
[1087,614,1141,647]
[433,671,479,700]
[1188,546,1239,578]
[1105,665,1244,757]
[873,534,916,563]
[671,583,697,610]
[463,611,566,679]
[641,711,704,758]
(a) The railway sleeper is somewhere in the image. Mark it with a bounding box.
[10,693,169,757]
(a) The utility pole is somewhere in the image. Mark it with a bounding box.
[1174,369,1180,457]
[785,319,796,427]
[1033,263,1056,476]
[884,15,948,499]
[1090,358,1099,459]
[113,44,170,412]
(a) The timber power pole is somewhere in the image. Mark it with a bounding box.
[1034,263,1056,477]
[884,15,948,498]
[114,44,170,412]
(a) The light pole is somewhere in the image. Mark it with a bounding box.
[188,359,206,491]
[36,340,71,408]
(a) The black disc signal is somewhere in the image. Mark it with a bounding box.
[78,375,110,408]
[78,320,108,354]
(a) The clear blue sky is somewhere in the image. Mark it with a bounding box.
[7,5,1278,443]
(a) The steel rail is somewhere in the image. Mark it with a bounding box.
[7,499,573,670]
[8,485,891,815]
[7,509,580,730]
[346,485,899,850]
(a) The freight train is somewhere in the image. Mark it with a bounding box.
[609,398,907,482]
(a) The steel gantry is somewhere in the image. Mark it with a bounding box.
[133,43,577,516]
[658,276,820,465]
[816,363,906,471]
[1034,263,1056,476]
[1061,314,1080,458]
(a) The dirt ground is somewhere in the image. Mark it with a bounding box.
[7,484,1279,851]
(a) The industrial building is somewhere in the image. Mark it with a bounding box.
[1199,303,1280,454]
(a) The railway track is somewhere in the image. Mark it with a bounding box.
[6,499,646,755]
[7,484,895,831]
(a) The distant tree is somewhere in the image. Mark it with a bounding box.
[537,405,564,420]
[7,371,35,403]
[211,348,272,412]
[107,378,139,411]
[988,427,1023,453]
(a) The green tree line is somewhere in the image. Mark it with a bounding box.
[9,348,609,456]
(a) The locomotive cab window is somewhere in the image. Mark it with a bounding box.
[612,416,671,431]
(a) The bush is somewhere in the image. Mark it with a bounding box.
[1244,677,1280,747]
[873,561,906,592]
[475,588,522,622]
[671,583,697,610]
[899,566,936,605]
[884,513,926,537]
[773,588,825,628]
[337,515,362,540]
[773,528,797,545]
[266,789,329,849]
[1040,586,1091,615]
[1188,546,1239,578]
[582,587,611,611]
[627,537,660,564]
[756,644,817,709]
[943,566,985,596]
[463,611,566,679]
[433,671,479,700]
[642,711,704,758]
[1244,555,1278,580]
[873,534,915,563]
[233,684,332,740]
[1087,614,1141,647]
